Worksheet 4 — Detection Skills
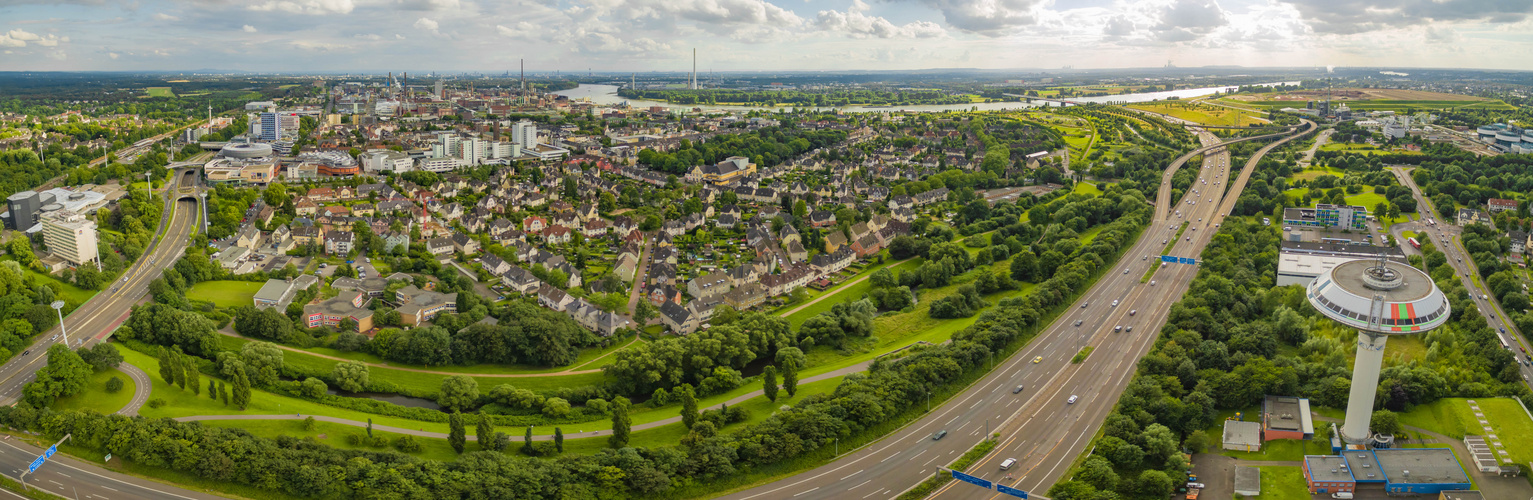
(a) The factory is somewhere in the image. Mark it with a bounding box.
[1305,448,1473,496]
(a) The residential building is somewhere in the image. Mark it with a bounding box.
[303,291,374,332]
[395,285,458,326]
[40,210,98,267]
[252,276,319,310]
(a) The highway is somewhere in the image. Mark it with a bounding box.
[1387,167,1533,387]
[0,168,201,403]
[719,120,1314,500]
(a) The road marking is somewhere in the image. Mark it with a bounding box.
[924,455,940,466]
[861,489,882,499]
[881,452,898,463]
[849,479,871,490]
[840,470,861,481]
[792,487,819,497]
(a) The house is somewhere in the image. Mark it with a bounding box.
[851,234,881,258]
[451,233,480,255]
[811,247,856,276]
[567,300,631,337]
[427,237,455,255]
[395,285,458,326]
[809,210,837,228]
[542,225,573,244]
[481,254,511,275]
[537,283,575,311]
[825,231,849,253]
[645,283,683,306]
[659,300,698,335]
[234,224,262,248]
[500,266,542,294]
[294,197,319,216]
[688,271,732,299]
[648,262,677,285]
[1222,420,1263,452]
[613,254,641,282]
[303,292,374,332]
[381,231,410,253]
[324,231,355,255]
[290,226,324,247]
[523,215,548,232]
[724,282,767,310]
[1511,231,1529,254]
[1487,198,1518,213]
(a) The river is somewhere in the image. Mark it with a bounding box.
[553,81,1301,114]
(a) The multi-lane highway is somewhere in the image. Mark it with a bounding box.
[721,120,1314,500]
[1387,167,1533,386]
[0,169,201,403]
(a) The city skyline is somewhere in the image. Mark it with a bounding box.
[0,0,1531,72]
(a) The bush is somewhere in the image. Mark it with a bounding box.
[145,398,166,409]
[394,434,423,452]
[105,376,124,394]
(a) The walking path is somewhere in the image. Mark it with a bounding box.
[116,363,152,416]
[212,327,633,377]
[175,359,872,441]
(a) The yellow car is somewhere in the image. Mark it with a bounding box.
[1032,356,1042,363]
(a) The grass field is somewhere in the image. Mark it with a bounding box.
[1073,182,1103,197]
[783,257,922,329]
[145,87,176,98]
[187,280,265,308]
[1242,466,1311,500]
[1126,102,1265,127]
[1344,192,1388,210]
[1290,165,1344,181]
[52,367,135,414]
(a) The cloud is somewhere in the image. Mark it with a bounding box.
[242,24,258,32]
[0,29,67,47]
[107,51,118,59]
[575,33,671,56]
[354,33,382,40]
[902,0,1046,35]
[414,17,439,32]
[816,0,946,38]
[45,50,65,60]
[1278,0,1533,34]
[290,40,349,51]
[495,22,539,39]
[1154,0,1228,38]
[394,0,459,10]
[1103,15,1135,37]
[246,0,356,15]
[152,13,180,21]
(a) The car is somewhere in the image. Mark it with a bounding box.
[21,350,29,356]
[1111,300,1119,307]
[1033,356,1043,363]
[1067,395,1079,404]
[1012,386,1024,394]
[123,276,129,283]
[1000,458,1017,470]
[1187,236,1191,241]
[1143,255,1148,261]
[1124,269,1129,274]
[1129,310,1137,316]
[1074,320,1083,327]
[1114,325,1122,332]
[1151,280,1156,286]
[347,260,356,264]
[1081,302,1088,308]
[1163,239,1168,244]
[319,263,328,268]
[932,430,947,440]
[1126,326,1133,332]
[365,257,371,263]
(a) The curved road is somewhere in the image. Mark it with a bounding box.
[715,120,1313,500]
[115,362,153,417]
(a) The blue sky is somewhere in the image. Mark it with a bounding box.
[1,0,1531,72]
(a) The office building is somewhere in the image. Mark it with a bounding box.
[40,209,99,267]
[5,190,55,230]
[253,112,296,141]
[511,120,538,150]
[1283,204,1369,231]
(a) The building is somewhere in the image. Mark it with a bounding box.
[1486,198,1518,213]
[1276,240,1407,287]
[1261,395,1315,441]
[1283,204,1368,231]
[688,271,732,300]
[252,276,319,310]
[1372,448,1472,495]
[1439,491,1486,500]
[5,190,54,230]
[40,210,98,267]
[303,291,373,332]
[511,120,538,150]
[1234,465,1261,496]
[1303,455,1356,495]
[1456,208,1491,227]
[395,285,457,326]
[1222,420,1263,452]
[362,150,415,173]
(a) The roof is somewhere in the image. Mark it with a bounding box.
[1439,491,1486,500]
[1308,260,1449,334]
[1305,455,1355,483]
[1263,395,1312,434]
[253,279,294,302]
[1223,420,1262,446]
[1373,448,1470,485]
[1234,466,1261,494]
[1342,450,1385,482]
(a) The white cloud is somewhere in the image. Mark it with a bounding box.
[354,33,382,40]
[246,0,356,15]
[152,13,180,21]
[495,22,539,39]
[394,0,460,10]
[816,0,946,39]
[107,52,118,59]
[290,40,349,50]
[45,50,66,60]
[0,29,67,48]
[242,25,258,33]
[903,0,1047,35]
[414,17,439,32]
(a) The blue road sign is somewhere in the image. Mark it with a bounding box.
[1179,257,1196,265]
[997,484,1030,498]
[44,444,55,459]
[950,470,993,490]
[1160,255,1176,262]
[27,456,44,474]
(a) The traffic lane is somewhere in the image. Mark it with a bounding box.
[0,439,215,500]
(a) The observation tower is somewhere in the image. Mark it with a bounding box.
[1305,258,1449,444]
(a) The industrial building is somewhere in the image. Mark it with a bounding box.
[1277,240,1406,287]
[4,190,53,230]
[1221,420,1263,452]
[1475,123,1533,154]
[1303,455,1356,495]
[1305,449,1472,496]
[1260,395,1315,441]
[1283,203,1369,231]
[40,209,99,268]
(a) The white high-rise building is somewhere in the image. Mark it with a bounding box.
[460,138,488,165]
[435,80,445,99]
[511,121,538,150]
[41,210,99,268]
[491,142,520,159]
[437,133,462,157]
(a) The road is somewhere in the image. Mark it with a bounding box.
[719,120,1313,500]
[0,169,201,404]
[1388,167,1533,387]
[115,364,153,416]
[0,438,225,500]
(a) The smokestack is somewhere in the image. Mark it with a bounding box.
[520,59,526,105]
[692,48,697,90]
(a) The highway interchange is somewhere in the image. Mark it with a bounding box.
[722,120,1315,500]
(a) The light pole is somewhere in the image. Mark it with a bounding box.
[51,301,66,346]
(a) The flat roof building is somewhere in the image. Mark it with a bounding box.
[1262,395,1314,441]
[1222,420,1263,452]
[1374,448,1472,495]
[1283,204,1369,231]
[1303,455,1356,495]
[40,209,98,268]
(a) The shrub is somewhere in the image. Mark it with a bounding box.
[105,377,124,394]
[394,435,423,452]
[145,398,166,409]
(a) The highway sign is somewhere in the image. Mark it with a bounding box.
[950,470,992,490]
[44,444,55,459]
[1179,257,1196,265]
[997,484,1030,498]
[26,456,44,474]
[1160,255,1176,262]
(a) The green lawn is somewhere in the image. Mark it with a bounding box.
[783,258,923,329]
[188,280,264,309]
[145,87,176,98]
[1394,398,1480,439]
[1290,166,1344,182]
[1221,437,1333,461]
[1241,466,1311,500]
[1344,192,1388,211]
[52,367,135,414]
[1073,182,1103,197]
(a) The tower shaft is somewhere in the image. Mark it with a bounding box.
[1343,331,1389,444]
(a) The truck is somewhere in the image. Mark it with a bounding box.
[1408,237,1421,249]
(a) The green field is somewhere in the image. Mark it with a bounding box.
[1241,466,1312,500]
[187,280,265,308]
[1245,99,1515,112]
[145,87,176,98]
[1344,192,1388,211]
[52,367,135,414]
[1127,101,1267,127]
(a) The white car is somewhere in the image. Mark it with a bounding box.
[1067,395,1079,404]
[1111,300,1119,307]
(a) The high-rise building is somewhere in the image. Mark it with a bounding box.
[511,121,537,150]
[436,80,445,99]
[256,112,285,141]
[41,209,98,267]
[5,190,54,230]
[460,137,488,165]
[491,142,520,159]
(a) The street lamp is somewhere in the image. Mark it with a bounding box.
[50,301,66,346]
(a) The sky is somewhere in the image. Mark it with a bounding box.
[1,0,1532,73]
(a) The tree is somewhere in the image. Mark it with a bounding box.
[438,375,480,412]
[448,411,466,454]
[522,426,534,455]
[1371,409,1403,436]
[554,427,565,453]
[476,413,494,451]
[609,396,631,448]
[208,379,217,400]
[1138,470,1173,498]
[1076,456,1119,492]
[762,365,779,402]
[156,346,175,385]
[679,384,699,429]
[219,381,229,406]
[777,347,804,397]
[78,343,123,371]
[21,344,92,407]
[105,376,123,393]
[1183,429,1211,454]
[300,377,327,398]
[332,360,369,393]
[240,341,284,387]
[632,300,656,327]
[185,353,201,396]
[170,349,186,389]
[231,368,251,410]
